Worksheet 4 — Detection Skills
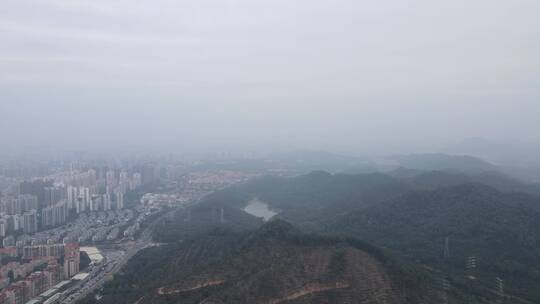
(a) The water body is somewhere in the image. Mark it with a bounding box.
[243,199,277,221]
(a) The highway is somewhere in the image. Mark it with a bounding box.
[59,211,170,304]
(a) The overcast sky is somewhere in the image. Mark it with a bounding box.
[1,0,539,156]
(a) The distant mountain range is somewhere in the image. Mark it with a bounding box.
[443,138,540,182]
[391,153,498,174]
[177,148,540,183]
[444,138,540,165]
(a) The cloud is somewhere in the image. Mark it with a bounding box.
[0,0,539,153]
[0,20,202,46]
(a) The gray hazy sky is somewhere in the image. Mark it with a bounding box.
[1,0,539,155]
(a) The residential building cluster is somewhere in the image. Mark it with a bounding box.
[140,193,180,207]
[64,210,134,244]
[172,170,260,204]
[0,195,39,237]
[0,168,143,243]
[123,205,161,239]
[56,168,139,214]
[184,170,257,189]
[0,242,80,304]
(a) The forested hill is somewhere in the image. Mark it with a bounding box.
[88,169,540,304]
[187,170,540,303]
[322,183,540,301]
[192,169,540,224]
[86,220,443,304]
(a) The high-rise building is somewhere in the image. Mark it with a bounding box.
[44,187,64,208]
[105,184,113,196]
[75,197,85,214]
[132,173,142,190]
[106,170,116,188]
[63,243,80,278]
[90,195,102,212]
[1,198,19,215]
[41,201,67,228]
[23,210,38,234]
[18,194,38,212]
[141,165,155,185]
[25,272,45,298]
[2,236,15,247]
[19,179,52,207]
[44,261,63,288]
[0,218,8,237]
[66,186,78,210]
[78,187,90,206]
[6,197,23,215]
[6,281,27,304]
[103,194,111,211]
[118,171,129,193]
[115,192,124,210]
[12,215,23,232]
[22,244,64,259]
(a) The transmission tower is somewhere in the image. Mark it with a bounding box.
[465,256,477,304]
[466,256,477,273]
[494,277,505,304]
[494,277,504,294]
[441,277,450,304]
[443,236,450,259]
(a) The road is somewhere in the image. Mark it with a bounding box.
[59,211,172,304]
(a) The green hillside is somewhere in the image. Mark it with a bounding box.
[85,221,444,304]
